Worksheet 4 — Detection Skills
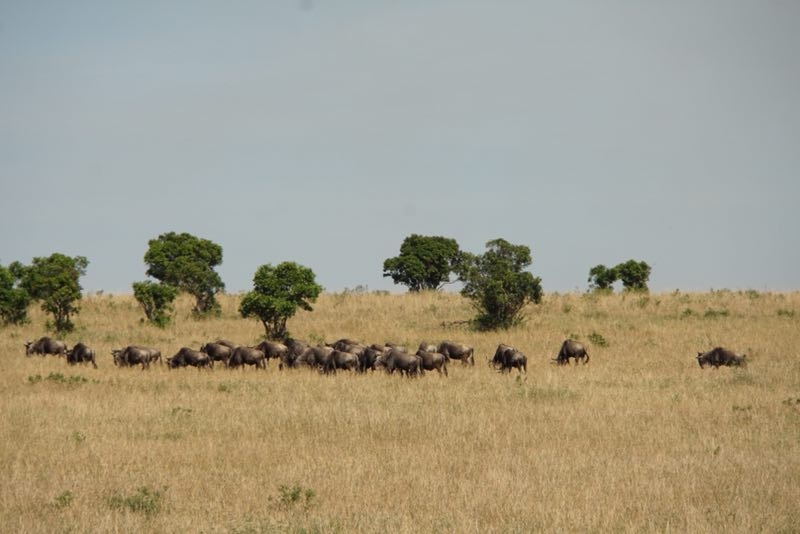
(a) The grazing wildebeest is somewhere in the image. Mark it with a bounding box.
[491,344,526,374]
[114,346,161,365]
[491,343,515,368]
[279,338,310,369]
[168,347,212,369]
[330,338,362,353]
[66,342,97,369]
[228,346,266,370]
[330,350,360,373]
[553,340,590,365]
[200,342,234,367]
[25,337,67,357]
[254,340,289,365]
[148,348,163,365]
[416,349,448,376]
[376,348,421,377]
[111,346,156,369]
[696,347,747,368]
[333,341,366,363]
[215,339,239,350]
[438,341,474,366]
[384,342,408,353]
[296,346,336,373]
[418,342,439,354]
[359,345,385,373]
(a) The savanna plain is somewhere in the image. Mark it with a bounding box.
[2,290,799,533]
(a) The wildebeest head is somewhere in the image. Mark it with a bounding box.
[696,352,705,368]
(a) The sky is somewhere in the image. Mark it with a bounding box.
[1,1,798,295]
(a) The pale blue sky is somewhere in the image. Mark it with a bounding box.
[1,1,798,294]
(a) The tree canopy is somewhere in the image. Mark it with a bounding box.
[132,280,179,327]
[457,238,543,330]
[588,259,651,292]
[383,234,462,292]
[144,232,224,315]
[14,253,88,332]
[239,261,323,340]
[588,264,619,292]
[0,262,31,326]
[616,259,652,292]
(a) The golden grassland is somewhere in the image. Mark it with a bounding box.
[1,290,799,533]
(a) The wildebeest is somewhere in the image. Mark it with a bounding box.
[254,340,290,364]
[416,349,448,376]
[25,337,67,357]
[228,346,266,370]
[296,346,336,373]
[168,347,212,369]
[376,348,421,377]
[330,338,362,353]
[330,350,360,373]
[438,341,474,366]
[214,339,239,350]
[384,342,408,353]
[696,347,747,368]
[200,342,234,367]
[66,342,97,369]
[111,346,158,369]
[491,344,526,374]
[280,338,310,369]
[359,345,385,373]
[553,339,589,365]
[418,342,438,353]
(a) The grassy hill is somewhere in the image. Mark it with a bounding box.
[1,290,799,532]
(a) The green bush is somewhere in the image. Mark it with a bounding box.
[457,239,543,330]
[588,332,609,347]
[13,253,88,333]
[132,281,178,327]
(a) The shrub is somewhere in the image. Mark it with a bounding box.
[52,491,74,510]
[108,485,167,516]
[457,238,543,330]
[132,281,178,327]
[0,263,31,325]
[588,332,609,347]
[14,254,88,333]
[270,484,316,511]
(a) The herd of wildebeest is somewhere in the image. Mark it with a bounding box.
[23,335,747,375]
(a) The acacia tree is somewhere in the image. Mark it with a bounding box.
[143,232,224,315]
[239,262,323,340]
[587,264,618,292]
[383,234,461,292]
[14,253,88,332]
[615,259,651,292]
[0,262,31,325]
[132,280,179,327]
[457,238,543,330]
[587,259,651,292]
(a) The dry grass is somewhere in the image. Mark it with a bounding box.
[2,290,799,533]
